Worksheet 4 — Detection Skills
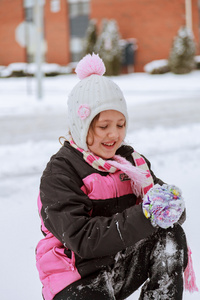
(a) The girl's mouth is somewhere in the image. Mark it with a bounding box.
[102,142,116,148]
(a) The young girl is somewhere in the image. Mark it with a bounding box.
[36,54,189,300]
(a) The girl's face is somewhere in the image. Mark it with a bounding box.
[87,110,126,159]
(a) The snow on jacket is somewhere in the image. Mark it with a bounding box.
[36,142,163,300]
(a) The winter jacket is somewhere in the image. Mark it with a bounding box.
[36,142,163,300]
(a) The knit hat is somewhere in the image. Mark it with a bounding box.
[67,53,128,151]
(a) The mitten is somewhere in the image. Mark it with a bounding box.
[142,184,185,229]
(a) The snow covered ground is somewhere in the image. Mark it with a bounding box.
[0,70,200,299]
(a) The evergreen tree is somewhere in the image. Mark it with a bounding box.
[83,19,97,56]
[95,19,122,76]
[168,26,196,74]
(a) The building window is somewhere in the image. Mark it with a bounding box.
[25,7,34,22]
[68,0,90,62]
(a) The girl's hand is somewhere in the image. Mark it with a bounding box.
[142,184,185,229]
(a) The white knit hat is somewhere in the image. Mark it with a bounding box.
[67,53,128,150]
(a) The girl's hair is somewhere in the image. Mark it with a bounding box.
[86,113,100,146]
[58,114,100,147]
[59,136,67,146]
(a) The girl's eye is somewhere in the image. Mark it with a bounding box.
[117,124,125,128]
[99,126,107,129]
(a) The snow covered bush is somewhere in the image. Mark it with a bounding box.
[168,26,196,74]
[94,19,122,76]
[144,59,170,74]
[83,19,97,56]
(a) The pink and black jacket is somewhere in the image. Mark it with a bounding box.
[36,142,163,300]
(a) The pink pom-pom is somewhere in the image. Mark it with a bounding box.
[75,53,106,80]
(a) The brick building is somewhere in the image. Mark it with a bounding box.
[0,0,199,72]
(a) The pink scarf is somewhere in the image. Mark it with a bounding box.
[69,137,153,197]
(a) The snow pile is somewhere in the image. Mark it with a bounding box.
[144,55,200,74]
[0,62,72,78]
[144,59,169,74]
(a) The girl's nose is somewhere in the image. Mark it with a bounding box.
[108,127,119,139]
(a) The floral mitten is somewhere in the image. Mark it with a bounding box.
[142,184,185,229]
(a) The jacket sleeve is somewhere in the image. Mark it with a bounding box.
[40,159,157,259]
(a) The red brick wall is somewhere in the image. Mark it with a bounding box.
[0,0,70,66]
[0,0,199,70]
[90,0,200,72]
[45,0,70,65]
[0,0,25,66]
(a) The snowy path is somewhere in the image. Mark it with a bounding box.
[1,95,200,145]
[0,111,68,145]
